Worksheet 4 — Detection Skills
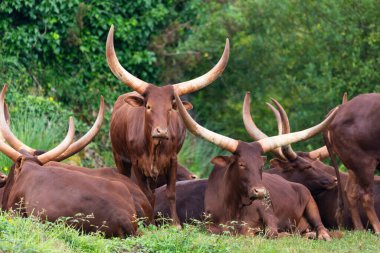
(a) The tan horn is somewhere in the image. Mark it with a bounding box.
[0,85,35,153]
[342,92,348,104]
[174,92,238,153]
[174,39,230,96]
[257,107,339,153]
[308,146,329,160]
[106,25,150,94]
[271,98,298,161]
[37,117,75,164]
[54,96,105,162]
[242,92,285,159]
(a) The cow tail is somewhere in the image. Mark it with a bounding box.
[323,130,344,228]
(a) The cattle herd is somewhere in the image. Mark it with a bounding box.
[0,25,379,241]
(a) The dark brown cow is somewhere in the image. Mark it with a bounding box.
[317,93,380,233]
[207,157,330,239]
[0,87,139,238]
[106,25,230,225]
[174,92,338,239]
[241,92,337,195]
[154,179,207,225]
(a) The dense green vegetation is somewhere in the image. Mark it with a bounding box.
[1,212,380,253]
[1,0,379,171]
[0,1,379,251]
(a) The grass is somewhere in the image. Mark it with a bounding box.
[0,212,379,253]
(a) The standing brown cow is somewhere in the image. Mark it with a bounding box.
[320,93,380,233]
[174,92,337,239]
[106,25,230,225]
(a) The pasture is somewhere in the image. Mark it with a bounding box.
[1,0,380,252]
[0,212,379,253]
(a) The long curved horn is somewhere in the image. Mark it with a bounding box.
[242,92,285,159]
[174,92,238,153]
[106,25,150,94]
[271,99,298,161]
[0,141,22,161]
[0,85,35,153]
[54,96,105,162]
[37,117,75,164]
[257,107,339,153]
[308,146,329,159]
[342,92,348,104]
[174,39,230,96]
[266,103,283,135]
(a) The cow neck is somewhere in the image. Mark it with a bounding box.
[2,156,42,210]
[222,159,246,221]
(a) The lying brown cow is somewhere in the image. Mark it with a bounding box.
[106,25,229,225]
[174,92,337,239]
[154,179,207,225]
[0,86,140,238]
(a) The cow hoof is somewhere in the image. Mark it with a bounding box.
[304,232,317,240]
[277,232,290,238]
[317,230,332,241]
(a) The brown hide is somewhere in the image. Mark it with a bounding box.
[3,157,138,238]
[296,165,380,229]
[154,164,197,188]
[110,86,193,225]
[326,93,380,233]
[268,152,337,196]
[111,88,189,179]
[44,161,152,223]
[204,156,330,239]
[154,179,207,225]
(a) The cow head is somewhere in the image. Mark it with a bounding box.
[106,25,228,142]
[174,92,338,203]
[242,92,338,194]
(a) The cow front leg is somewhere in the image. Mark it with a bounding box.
[166,157,181,227]
[304,196,331,241]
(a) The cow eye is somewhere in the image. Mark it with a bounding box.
[239,162,245,169]
[146,105,151,110]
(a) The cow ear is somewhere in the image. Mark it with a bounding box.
[261,156,267,163]
[124,95,144,107]
[173,100,193,110]
[211,155,232,167]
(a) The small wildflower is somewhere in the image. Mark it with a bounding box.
[204,52,209,58]
[3,167,8,172]
[49,97,54,102]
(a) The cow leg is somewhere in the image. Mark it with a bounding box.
[361,186,380,234]
[166,157,181,227]
[304,196,331,241]
[345,171,364,230]
[132,166,155,205]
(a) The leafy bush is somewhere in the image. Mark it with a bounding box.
[174,0,380,153]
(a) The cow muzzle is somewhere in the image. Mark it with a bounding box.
[248,187,268,200]
[152,127,169,139]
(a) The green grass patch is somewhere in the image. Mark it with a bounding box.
[0,212,379,253]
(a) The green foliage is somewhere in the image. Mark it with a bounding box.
[175,0,380,152]
[0,0,203,116]
[1,212,380,253]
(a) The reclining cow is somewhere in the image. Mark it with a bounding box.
[0,85,141,238]
[173,91,337,240]
[252,96,380,230]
